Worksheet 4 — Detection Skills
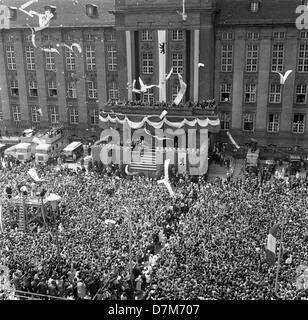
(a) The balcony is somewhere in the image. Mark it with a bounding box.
[103,101,219,121]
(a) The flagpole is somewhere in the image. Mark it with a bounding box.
[274,218,285,297]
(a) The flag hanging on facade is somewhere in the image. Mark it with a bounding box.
[266,223,280,266]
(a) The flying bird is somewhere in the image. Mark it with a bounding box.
[19,0,38,16]
[161,67,173,85]
[198,62,205,68]
[139,77,160,93]
[27,25,37,48]
[173,74,187,105]
[275,70,292,84]
[57,43,82,56]
[37,108,43,117]
[40,47,60,55]
[157,159,175,197]
[176,0,187,21]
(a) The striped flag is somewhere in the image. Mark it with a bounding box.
[266,223,280,266]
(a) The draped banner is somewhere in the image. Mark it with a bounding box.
[158,30,166,102]
[99,114,220,129]
[193,29,200,102]
[125,30,133,101]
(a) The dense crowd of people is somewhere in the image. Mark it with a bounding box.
[106,98,217,111]
[0,152,308,300]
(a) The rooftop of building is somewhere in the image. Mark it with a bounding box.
[215,0,302,26]
[2,0,115,29]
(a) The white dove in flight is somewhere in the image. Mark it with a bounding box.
[176,0,187,21]
[132,79,142,94]
[275,70,292,84]
[139,77,160,93]
[157,159,175,197]
[173,74,187,105]
[40,47,60,55]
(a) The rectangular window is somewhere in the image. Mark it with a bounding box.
[45,51,56,70]
[220,83,232,102]
[86,45,96,71]
[250,1,259,12]
[143,88,154,104]
[247,32,259,40]
[6,45,16,70]
[88,81,98,99]
[49,106,59,124]
[90,108,99,125]
[67,81,77,98]
[107,44,117,71]
[243,113,255,132]
[273,31,285,39]
[10,80,19,96]
[31,106,40,123]
[25,46,36,70]
[12,105,21,122]
[172,30,184,41]
[108,82,119,100]
[298,44,308,72]
[65,47,76,70]
[220,112,231,130]
[267,114,280,132]
[296,84,307,103]
[221,44,233,72]
[48,80,58,97]
[29,80,38,97]
[300,31,308,39]
[221,32,233,40]
[142,53,153,74]
[85,34,95,42]
[269,84,282,103]
[172,53,183,74]
[107,31,116,41]
[244,83,256,103]
[69,108,79,124]
[142,30,153,41]
[246,44,258,72]
[271,44,284,72]
[293,114,305,133]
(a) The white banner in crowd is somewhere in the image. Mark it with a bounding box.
[28,168,43,183]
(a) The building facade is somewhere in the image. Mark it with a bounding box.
[0,0,307,150]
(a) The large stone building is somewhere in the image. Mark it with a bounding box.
[0,0,307,150]
[0,0,116,138]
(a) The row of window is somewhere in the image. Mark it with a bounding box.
[8,80,119,100]
[219,83,308,104]
[141,30,184,41]
[220,112,305,134]
[221,42,308,73]
[142,53,183,74]
[11,105,100,125]
[6,44,117,72]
